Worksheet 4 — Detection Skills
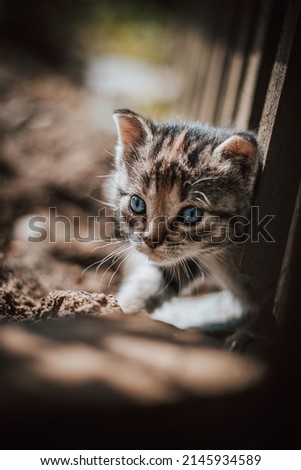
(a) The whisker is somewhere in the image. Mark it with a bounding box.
[81,258,106,277]
[166,266,176,292]
[156,266,174,297]
[95,245,130,274]
[180,258,189,280]
[91,239,126,253]
[103,149,116,158]
[176,263,182,293]
[81,244,129,277]
[207,247,233,270]
[184,258,194,280]
[190,176,219,187]
[108,250,132,289]
[179,258,191,291]
[89,195,116,209]
[188,256,221,290]
[193,191,212,206]
[99,245,132,285]
[184,258,199,292]
[166,265,177,293]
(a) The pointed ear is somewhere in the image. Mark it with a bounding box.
[214,133,259,174]
[113,109,152,148]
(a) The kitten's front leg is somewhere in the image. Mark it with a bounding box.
[151,290,246,331]
[116,251,165,313]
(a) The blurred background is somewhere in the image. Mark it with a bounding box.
[0,0,285,126]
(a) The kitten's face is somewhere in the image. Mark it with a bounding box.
[110,109,259,267]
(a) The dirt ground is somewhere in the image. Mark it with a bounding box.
[0,47,126,321]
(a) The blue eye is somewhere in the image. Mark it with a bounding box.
[130,195,146,214]
[179,206,203,224]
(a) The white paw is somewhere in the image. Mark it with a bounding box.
[116,294,146,313]
[152,290,244,329]
[116,258,164,313]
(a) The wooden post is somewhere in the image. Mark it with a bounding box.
[233,0,272,129]
[240,1,301,310]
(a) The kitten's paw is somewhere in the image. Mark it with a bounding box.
[116,261,164,314]
[226,305,278,355]
[226,329,271,355]
[116,292,155,314]
[152,291,245,330]
[116,295,146,314]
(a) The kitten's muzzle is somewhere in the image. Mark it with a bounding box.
[142,234,164,249]
[141,218,169,250]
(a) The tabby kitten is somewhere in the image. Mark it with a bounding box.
[108,109,261,330]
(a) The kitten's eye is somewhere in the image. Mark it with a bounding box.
[130,195,146,214]
[179,206,203,224]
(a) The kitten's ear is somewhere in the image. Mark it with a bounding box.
[214,133,259,174]
[113,109,152,148]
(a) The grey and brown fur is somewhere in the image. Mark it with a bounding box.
[107,109,261,330]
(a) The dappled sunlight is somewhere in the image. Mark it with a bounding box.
[2,317,266,408]
[104,334,265,394]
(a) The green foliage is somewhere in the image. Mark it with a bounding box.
[75,1,177,64]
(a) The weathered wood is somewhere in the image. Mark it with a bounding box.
[233,0,272,129]
[217,0,255,126]
[248,0,288,130]
[177,0,220,121]
[198,0,236,124]
[241,0,301,294]
[274,181,301,322]
[178,1,272,129]
[176,27,207,119]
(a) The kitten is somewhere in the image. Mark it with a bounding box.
[107,109,261,331]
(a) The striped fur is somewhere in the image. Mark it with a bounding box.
[109,109,261,329]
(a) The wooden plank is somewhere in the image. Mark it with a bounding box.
[240,0,301,295]
[274,181,301,322]
[248,0,288,130]
[188,1,221,120]
[233,0,272,129]
[217,0,255,126]
[176,27,207,119]
[197,0,236,124]
[175,0,220,120]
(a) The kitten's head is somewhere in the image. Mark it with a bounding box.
[110,109,260,267]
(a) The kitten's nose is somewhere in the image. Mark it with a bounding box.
[143,220,167,249]
[143,235,163,249]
